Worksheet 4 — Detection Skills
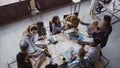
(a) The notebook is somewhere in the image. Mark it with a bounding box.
[48,36,58,44]
[63,47,77,60]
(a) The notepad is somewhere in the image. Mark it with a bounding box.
[63,47,77,60]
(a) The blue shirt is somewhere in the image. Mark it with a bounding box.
[52,23,64,35]
[67,57,92,68]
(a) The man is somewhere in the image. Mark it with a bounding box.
[63,12,80,29]
[67,47,93,68]
[17,43,33,68]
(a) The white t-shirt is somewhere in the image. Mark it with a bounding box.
[90,0,100,10]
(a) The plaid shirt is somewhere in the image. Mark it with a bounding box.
[67,57,92,68]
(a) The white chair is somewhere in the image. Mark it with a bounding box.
[71,0,81,13]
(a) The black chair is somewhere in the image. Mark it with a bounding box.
[63,14,70,19]
[49,20,53,33]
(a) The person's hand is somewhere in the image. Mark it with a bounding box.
[77,41,86,46]
[89,9,94,18]
[66,21,72,25]
[69,50,76,59]
[38,36,46,40]
[43,48,51,58]
[87,35,93,38]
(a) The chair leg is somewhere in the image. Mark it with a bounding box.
[7,60,16,68]
[99,50,110,68]
[102,55,110,68]
[7,62,11,68]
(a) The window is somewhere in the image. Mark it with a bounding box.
[0,0,20,6]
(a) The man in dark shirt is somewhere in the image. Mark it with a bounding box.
[93,25,112,48]
[17,42,33,68]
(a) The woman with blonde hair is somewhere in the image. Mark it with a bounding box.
[20,24,51,57]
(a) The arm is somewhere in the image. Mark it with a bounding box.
[34,57,46,68]
[25,36,43,54]
[38,28,47,40]
[63,15,72,25]
[77,40,95,47]
[52,24,64,34]
[80,21,90,26]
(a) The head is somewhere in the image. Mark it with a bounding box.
[73,12,79,16]
[52,16,60,24]
[36,21,44,29]
[71,14,78,21]
[89,20,98,30]
[91,20,98,27]
[27,25,38,35]
[20,42,28,52]
[17,51,27,63]
[101,15,111,28]
[77,47,86,59]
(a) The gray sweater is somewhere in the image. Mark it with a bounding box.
[20,33,42,54]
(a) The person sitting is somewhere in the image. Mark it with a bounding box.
[36,22,46,40]
[84,44,101,66]
[20,24,51,58]
[81,20,99,35]
[68,44,101,68]
[88,21,99,35]
[67,47,93,68]
[50,16,64,35]
[63,12,80,29]
[17,40,49,68]
[77,15,112,48]
[17,42,33,68]
[97,15,112,48]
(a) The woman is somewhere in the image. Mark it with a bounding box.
[97,15,112,48]
[20,24,46,58]
[78,15,112,48]
[36,22,46,40]
[51,16,64,35]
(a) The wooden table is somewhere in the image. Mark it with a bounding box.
[33,28,93,68]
